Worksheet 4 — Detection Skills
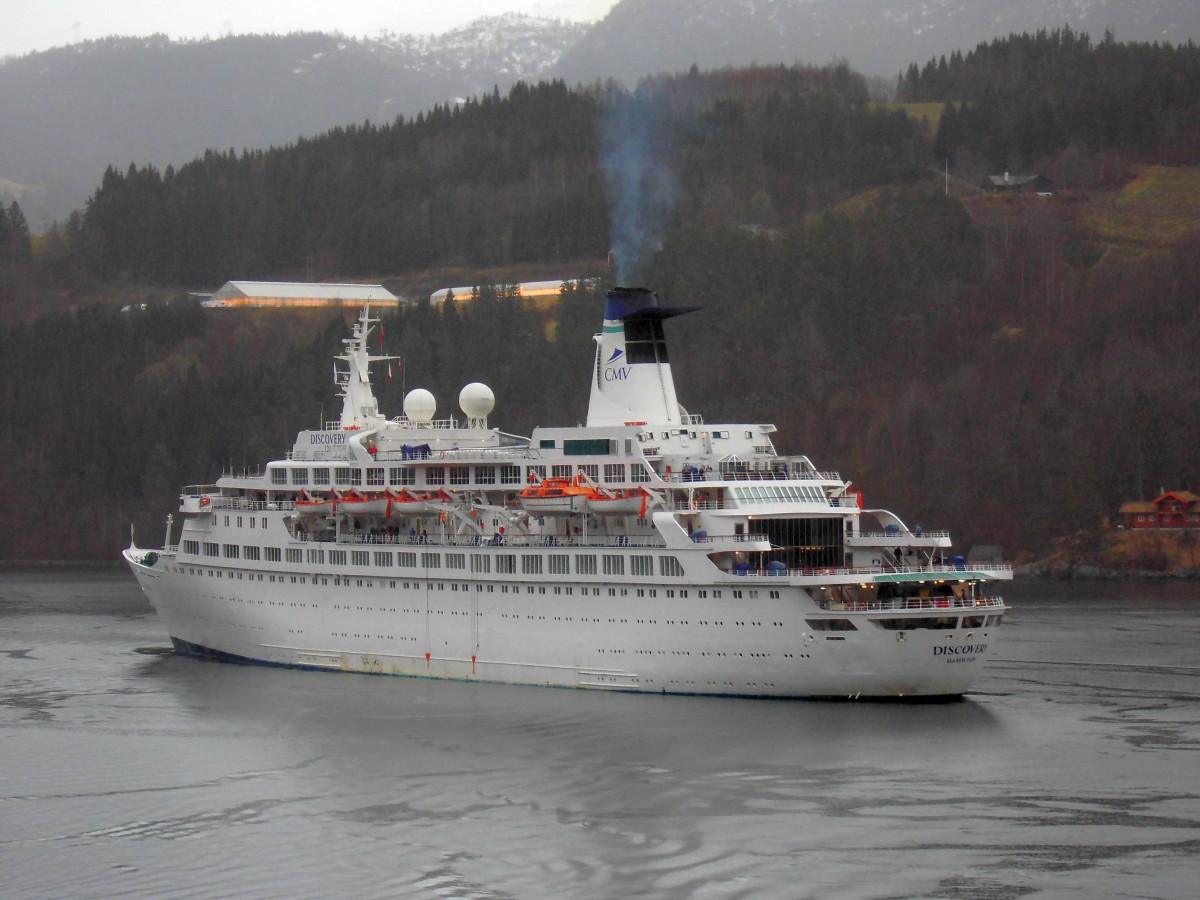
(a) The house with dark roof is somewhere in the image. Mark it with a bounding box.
[981,173,1056,195]
[1118,491,1200,529]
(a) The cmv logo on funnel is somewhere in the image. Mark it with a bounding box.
[603,348,631,381]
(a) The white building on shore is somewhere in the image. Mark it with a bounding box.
[202,281,398,309]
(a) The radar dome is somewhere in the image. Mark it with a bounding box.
[403,388,437,423]
[459,383,495,419]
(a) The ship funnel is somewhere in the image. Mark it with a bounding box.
[585,287,696,427]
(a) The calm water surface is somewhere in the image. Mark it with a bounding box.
[1,572,1197,898]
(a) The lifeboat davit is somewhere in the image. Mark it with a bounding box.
[518,478,592,515]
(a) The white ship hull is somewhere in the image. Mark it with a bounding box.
[124,295,1012,701]
[125,547,1005,699]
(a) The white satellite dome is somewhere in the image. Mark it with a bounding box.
[459,382,495,420]
[403,388,437,423]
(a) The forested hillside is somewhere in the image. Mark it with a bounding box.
[1,32,1198,561]
[900,29,1200,182]
[69,66,916,286]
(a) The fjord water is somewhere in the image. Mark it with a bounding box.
[1,572,1197,898]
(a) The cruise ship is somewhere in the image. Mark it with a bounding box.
[124,288,1011,699]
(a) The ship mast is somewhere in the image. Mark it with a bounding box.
[335,305,399,429]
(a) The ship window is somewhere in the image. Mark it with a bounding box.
[548,554,569,575]
[313,468,330,485]
[375,551,393,567]
[522,555,543,575]
[806,619,857,631]
[659,556,684,577]
[987,614,1003,626]
[631,555,653,576]
[962,616,985,629]
[500,466,522,485]
[603,555,624,575]
[367,467,385,487]
[389,466,415,486]
[631,464,652,483]
[291,468,309,486]
[475,466,495,485]
[576,555,597,575]
[426,467,445,485]
[421,552,441,569]
[352,551,369,566]
[874,618,957,630]
[579,464,599,481]
[265,547,281,562]
[450,466,470,486]
[540,439,556,449]
[335,467,361,487]
[552,464,572,479]
[565,439,612,456]
[496,554,516,574]
[397,552,416,568]
[183,540,200,555]
[286,549,302,563]
[328,549,346,565]
[270,468,287,485]
[203,542,219,557]
[624,317,668,364]
[471,554,490,573]
[223,544,240,559]
[528,465,546,482]
[446,553,465,570]
[604,464,626,483]
[307,548,324,564]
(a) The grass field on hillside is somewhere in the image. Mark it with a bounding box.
[1088,165,1200,249]
[886,102,948,133]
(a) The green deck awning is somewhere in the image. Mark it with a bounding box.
[873,571,994,583]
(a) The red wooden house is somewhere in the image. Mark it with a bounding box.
[1118,491,1200,529]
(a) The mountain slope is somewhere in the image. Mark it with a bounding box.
[0,16,587,227]
[554,0,1200,84]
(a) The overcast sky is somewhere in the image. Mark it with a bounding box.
[0,1,620,59]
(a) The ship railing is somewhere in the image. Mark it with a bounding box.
[671,498,730,511]
[814,595,1007,613]
[665,467,841,484]
[687,532,769,544]
[291,530,667,549]
[721,562,1013,578]
[288,449,355,462]
[374,446,537,463]
[852,530,951,540]
[671,497,862,511]
[220,467,269,479]
[181,484,222,496]
[210,497,297,512]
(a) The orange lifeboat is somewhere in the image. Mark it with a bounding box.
[518,477,592,515]
[586,486,651,517]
